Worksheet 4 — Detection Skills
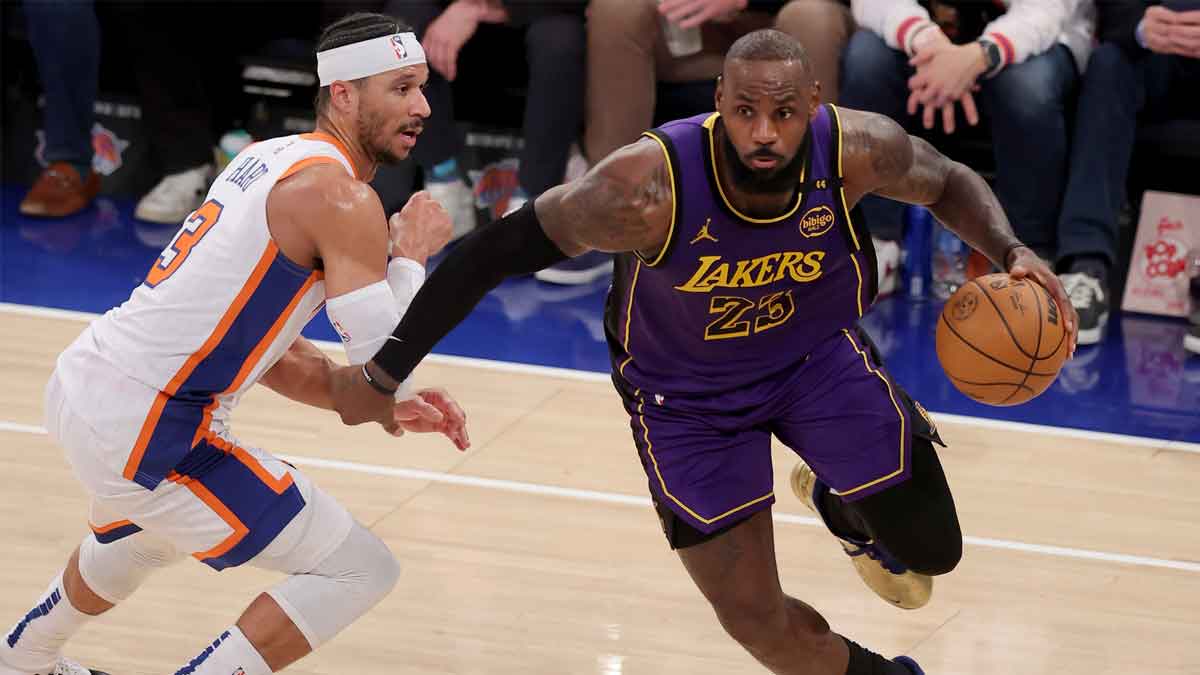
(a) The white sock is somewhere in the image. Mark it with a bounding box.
[0,573,92,673]
[175,626,271,675]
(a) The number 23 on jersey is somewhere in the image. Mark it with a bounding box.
[143,200,224,288]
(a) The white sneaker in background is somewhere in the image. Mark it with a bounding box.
[134,164,212,224]
[873,237,900,298]
[426,178,477,241]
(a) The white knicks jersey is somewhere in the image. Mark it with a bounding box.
[57,132,359,490]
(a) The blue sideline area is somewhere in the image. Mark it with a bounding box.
[3,185,1198,444]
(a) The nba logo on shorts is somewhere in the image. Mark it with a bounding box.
[231,669,245,675]
[391,34,407,60]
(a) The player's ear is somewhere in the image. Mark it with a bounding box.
[714,75,724,109]
[808,80,821,119]
[329,80,358,114]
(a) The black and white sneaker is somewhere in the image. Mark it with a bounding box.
[1185,324,1200,356]
[1061,272,1109,346]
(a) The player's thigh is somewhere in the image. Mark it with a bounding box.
[94,437,350,573]
[772,328,942,502]
[616,382,775,542]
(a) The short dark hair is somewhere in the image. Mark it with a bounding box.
[314,12,412,115]
[725,29,811,77]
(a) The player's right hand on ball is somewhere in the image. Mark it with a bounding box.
[389,191,454,266]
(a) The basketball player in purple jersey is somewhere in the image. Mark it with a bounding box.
[333,29,1078,674]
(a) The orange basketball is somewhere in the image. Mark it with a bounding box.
[935,273,1069,406]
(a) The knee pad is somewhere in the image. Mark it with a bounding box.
[77,531,183,604]
[266,522,400,648]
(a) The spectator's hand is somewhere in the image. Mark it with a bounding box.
[423,0,487,81]
[658,0,748,29]
[1167,9,1200,58]
[1007,247,1079,358]
[908,42,987,109]
[389,191,453,266]
[905,42,985,135]
[1142,6,1179,54]
[386,388,470,450]
[479,0,509,23]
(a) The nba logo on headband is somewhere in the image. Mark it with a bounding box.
[317,32,426,86]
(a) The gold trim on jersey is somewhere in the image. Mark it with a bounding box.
[832,329,907,497]
[636,389,774,524]
[635,132,678,267]
[828,104,866,318]
[618,258,643,377]
[702,113,805,224]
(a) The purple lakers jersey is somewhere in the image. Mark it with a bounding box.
[605,104,878,402]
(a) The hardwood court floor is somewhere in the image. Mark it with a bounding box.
[1,309,1198,674]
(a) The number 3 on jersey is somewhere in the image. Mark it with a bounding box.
[144,200,224,288]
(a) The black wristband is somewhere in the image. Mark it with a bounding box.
[1002,242,1029,271]
[372,200,570,382]
[361,364,397,396]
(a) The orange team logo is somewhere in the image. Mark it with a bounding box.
[690,218,719,245]
[798,205,836,238]
[391,34,407,60]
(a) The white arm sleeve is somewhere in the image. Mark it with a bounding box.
[983,0,1073,68]
[851,0,931,53]
[326,281,411,396]
[387,257,425,317]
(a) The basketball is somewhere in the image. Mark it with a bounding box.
[935,273,1069,406]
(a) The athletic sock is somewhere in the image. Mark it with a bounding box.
[1,573,93,673]
[174,626,271,675]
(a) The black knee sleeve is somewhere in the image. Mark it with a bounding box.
[847,436,964,576]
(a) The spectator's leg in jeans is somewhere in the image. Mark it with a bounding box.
[385,0,473,235]
[389,0,462,172]
[518,13,586,199]
[979,45,1076,261]
[837,30,911,243]
[20,0,100,217]
[1056,44,1145,278]
[774,0,854,103]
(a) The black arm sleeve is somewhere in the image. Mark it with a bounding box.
[370,201,570,382]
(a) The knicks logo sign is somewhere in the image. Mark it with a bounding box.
[675,251,824,293]
[799,205,835,238]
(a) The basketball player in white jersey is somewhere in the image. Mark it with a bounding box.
[0,13,465,675]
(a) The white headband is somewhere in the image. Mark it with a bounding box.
[317,32,426,87]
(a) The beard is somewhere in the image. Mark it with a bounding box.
[357,107,410,166]
[719,126,807,196]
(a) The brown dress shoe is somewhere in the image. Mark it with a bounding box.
[19,162,100,217]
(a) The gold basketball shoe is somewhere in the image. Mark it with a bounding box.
[790,460,932,610]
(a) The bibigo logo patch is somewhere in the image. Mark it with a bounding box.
[798,205,835,238]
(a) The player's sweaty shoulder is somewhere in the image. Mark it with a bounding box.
[547,136,674,255]
[266,162,386,267]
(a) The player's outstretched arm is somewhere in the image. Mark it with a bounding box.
[260,337,338,410]
[329,140,674,426]
[838,107,1077,353]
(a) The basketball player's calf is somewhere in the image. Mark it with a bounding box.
[2,508,398,675]
[671,509,923,674]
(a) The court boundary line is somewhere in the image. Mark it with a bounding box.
[4,301,1198,455]
[1,420,1198,574]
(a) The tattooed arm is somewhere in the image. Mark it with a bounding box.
[537,138,675,257]
[838,107,1077,350]
[324,139,675,424]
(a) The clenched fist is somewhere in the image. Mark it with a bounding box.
[389,190,454,266]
